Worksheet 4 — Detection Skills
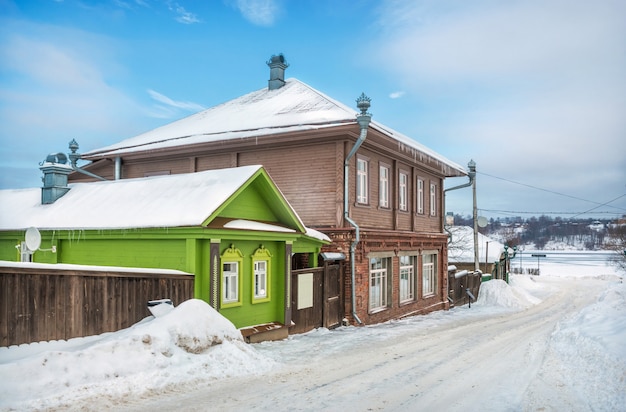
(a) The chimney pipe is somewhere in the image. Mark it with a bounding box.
[267,54,289,90]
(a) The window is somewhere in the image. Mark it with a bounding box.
[399,255,415,303]
[252,245,272,303]
[221,245,243,307]
[369,257,389,311]
[422,252,437,297]
[430,182,437,216]
[417,179,424,214]
[357,158,369,204]
[379,165,389,208]
[399,172,408,211]
[254,261,267,298]
[222,262,239,303]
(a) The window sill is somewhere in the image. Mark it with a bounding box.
[221,301,242,309]
[368,306,388,314]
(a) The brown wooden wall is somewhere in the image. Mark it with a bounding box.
[72,127,449,238]
[0,265,194,347]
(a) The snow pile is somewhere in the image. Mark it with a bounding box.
[474,278,541,309]
[541,280,626,410]
[0,299,275,410]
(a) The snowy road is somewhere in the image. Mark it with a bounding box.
[116,276,616,412]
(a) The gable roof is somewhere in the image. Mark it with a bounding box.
[83,79,466,176]
[0,166,317,236]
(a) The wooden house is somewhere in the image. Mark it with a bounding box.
[67,55,468,325]
[0,163,329,337]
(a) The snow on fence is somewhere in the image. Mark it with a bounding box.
[0,262,194,347]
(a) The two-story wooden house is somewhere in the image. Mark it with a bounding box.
[70,55,468,326]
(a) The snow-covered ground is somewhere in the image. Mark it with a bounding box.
[0,252,624,411]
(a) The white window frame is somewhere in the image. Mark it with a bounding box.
[221,244,243,307]
[417,179,424,214]
[399,255,416,303]
[422,252,438,297]
[369,257,389,312]
[430,182,437,216]
[222,261,239,303]
[399,172,408,211]
[379,164,389,208]
[254,260,267,299]
[251,245,272,303]
[357,157,369,204]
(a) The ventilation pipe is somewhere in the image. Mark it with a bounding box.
[267,54,289,90]
[68,139,107,181]
[344,93,372,325]
[40,153,72,204]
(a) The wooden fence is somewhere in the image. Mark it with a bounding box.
[0,264,194,347]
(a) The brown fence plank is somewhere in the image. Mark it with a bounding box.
[0,266,194,347]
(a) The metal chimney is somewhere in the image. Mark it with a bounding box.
[40,153,71,204]
[267,54,289,90]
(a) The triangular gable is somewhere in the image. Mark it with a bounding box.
[203,167,306,233]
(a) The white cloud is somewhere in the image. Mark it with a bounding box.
[371,0,626,217]
[230,0,282,26]
[389,91,405,99]
[171,3,200,24]
[148,89,205,114]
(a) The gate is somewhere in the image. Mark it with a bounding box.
[291,263,342,334]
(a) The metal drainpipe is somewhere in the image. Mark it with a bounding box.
[115,157,122,180]
[344,93,372,325]
[443,159,476,241]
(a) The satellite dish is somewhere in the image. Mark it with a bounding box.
[24,227,41,252]
[477,216,488,228]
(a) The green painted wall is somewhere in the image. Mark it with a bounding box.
[209,240,285,328]
[220,184,278,222]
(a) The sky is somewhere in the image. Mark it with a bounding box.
[1,0,625,220]
[0,254,623,410]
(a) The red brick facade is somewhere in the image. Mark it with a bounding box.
[323,228,450,325]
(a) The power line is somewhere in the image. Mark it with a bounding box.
[479,208,624,216]
[478,171,626,213]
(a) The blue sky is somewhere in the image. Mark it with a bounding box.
[1,0,625,220]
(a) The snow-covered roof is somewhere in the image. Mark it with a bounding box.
[447,226,505,263]
[84,79,465,175]
[0,165,319,235]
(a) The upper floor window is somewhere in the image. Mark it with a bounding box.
[417,179,424,214]
[430,182,437,216]
[357,157,369,205]
[399,172,408,211]
[379,165,389,208]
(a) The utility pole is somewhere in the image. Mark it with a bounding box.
[470,160,479,271]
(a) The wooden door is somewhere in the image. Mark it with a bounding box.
[323,263,342,329]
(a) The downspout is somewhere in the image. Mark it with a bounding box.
[344,93,372,325]
[115,157,122,180]
[68,139,108,181]
[443,159,476,241]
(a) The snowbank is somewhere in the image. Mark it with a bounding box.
[0,299,275,410]
[541,280,626,410]
[474,277,542,309]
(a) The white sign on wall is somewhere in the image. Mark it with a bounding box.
[297,272,314,310]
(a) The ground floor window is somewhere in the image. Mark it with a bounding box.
[252,245,272,303]
[399,255,416,303]
[221,244,243,307]
[422,252,437,297]
[369,257,389,311]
